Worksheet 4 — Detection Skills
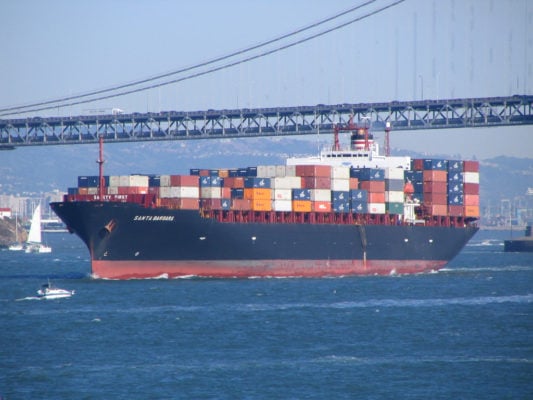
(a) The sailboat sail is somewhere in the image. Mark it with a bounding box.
[27,204,42,244]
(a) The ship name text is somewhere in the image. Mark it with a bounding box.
[133,215,175,222]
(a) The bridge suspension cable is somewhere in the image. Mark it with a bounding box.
[0,0,404,117]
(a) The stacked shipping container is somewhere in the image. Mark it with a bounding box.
[71,158,479,219]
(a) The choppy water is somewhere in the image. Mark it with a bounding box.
[1,230,531,399]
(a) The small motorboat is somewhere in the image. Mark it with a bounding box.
[37,280,75,299]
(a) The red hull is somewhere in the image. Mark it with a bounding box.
[92,259,447,279]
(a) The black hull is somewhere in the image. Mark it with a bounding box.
[51,201,478,279]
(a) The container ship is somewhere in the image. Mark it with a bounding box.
[51,121,479,279]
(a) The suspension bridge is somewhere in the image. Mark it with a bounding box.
[0,95,531,148]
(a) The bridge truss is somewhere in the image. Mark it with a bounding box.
[0,95,531,148]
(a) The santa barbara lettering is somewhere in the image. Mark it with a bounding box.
[133,215,175,222]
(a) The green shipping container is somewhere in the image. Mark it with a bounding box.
[386,202,404,214]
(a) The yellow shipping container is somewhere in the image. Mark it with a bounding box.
[292,200,312,212]
[244,188,271,200]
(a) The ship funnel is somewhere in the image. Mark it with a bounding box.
[350,127,374,151]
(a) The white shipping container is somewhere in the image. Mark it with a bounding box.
[87,187,98,195]
[200,187,221,199]
[331,179,350,192]
[159,187,172,198]
[285,165,296,177]
[271,176,302,189]
[272,199,292,212]
[386,191,404,203]
[368,203,386,214]
[310,189,331,202]
[272,189,292,200]
[119,175,130,187]
[129,175,149,187]
[275,165,286,177]
[384,168,405,180]
[463,172,479,184]
[256,165,277,177]
[171,186,199,198]
[331,166,350,179]
[160,175,171,187]
[107,186,119,195]
[109,175,121,187]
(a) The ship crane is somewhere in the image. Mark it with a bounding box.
[332,115,370,151]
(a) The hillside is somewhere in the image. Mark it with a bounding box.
[0,137,531,213]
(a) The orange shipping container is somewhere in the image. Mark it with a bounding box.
[244,188,271,200]
[464,205,480,217]
[292,200,312,212]
[349,178,359,190]
[423,170,447,182]
[251,198,272,211]
[313,201,332,213]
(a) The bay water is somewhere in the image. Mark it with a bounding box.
[1,230,531,399]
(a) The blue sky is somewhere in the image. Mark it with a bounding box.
[1,0,532,158]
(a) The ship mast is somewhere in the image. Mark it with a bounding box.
[97,135,105,199]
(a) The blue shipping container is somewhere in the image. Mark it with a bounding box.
[423,159,448,171]
[350,189,368,202]
[292,189,311,200]
[244,177,271,189]
[351,201,368,213]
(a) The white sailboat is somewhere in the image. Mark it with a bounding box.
[25,204,52,253]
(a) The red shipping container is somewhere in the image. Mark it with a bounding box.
[170,175,199,187]
[464,194,479,206]
[448,205,464,216]
[221,187,231,198]
[178,198,200,209]
[423,170,447,182]
[148,186,160,195]
[423,181,447,193]
[463,160,479,172]
[349,178,359,190]
[313,201,332,213]
[464,183,479,195]
[295,165,331,177]
[359,180,386,192]
[201,199,222,210]
[199,169,210,176]
[427,204,448,216]
[424,193,447,205]
[231,199,251,210]
[302,176,331,189]
[412,159,424,171]
[224,177,244,188]
[368,192,385,203]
